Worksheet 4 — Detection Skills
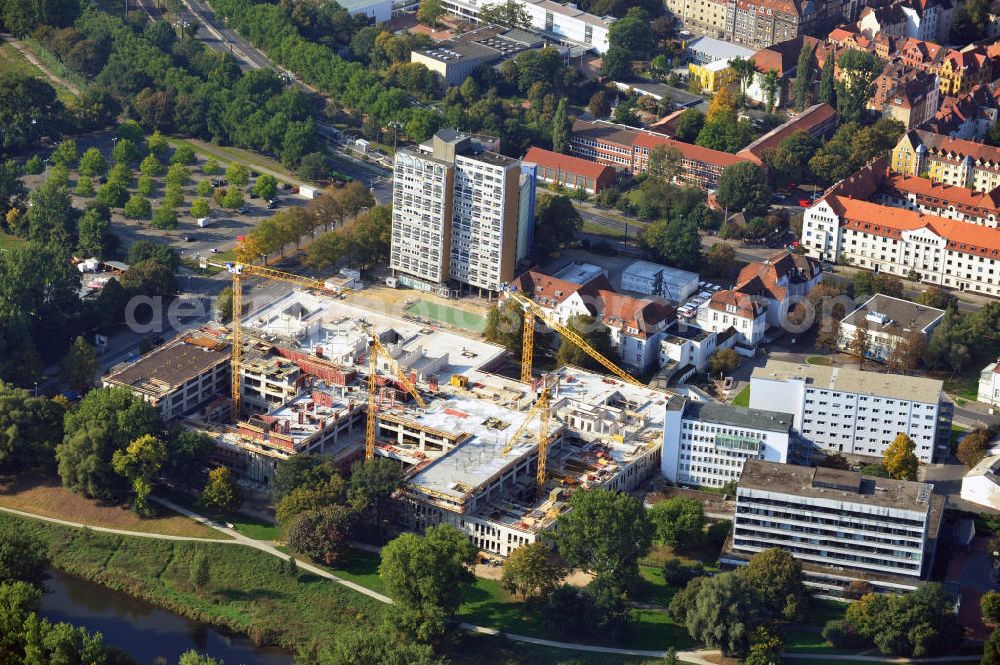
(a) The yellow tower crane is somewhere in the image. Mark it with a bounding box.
[501,284,649,390]
[360,323,427,461]
[500,388,552,486]
[222,262,332,422]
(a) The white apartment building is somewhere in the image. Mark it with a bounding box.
[979,358,1000,408]
[661,400,794,488]
[659,326,720,374]
[801,194,1000,298]
[750,359,949,463]
[724,460,944,594]
[438,0,613,53]
[390,129,535,296]
[838,294,944,363]
[696,289,767,348]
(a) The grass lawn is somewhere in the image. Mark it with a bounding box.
[942,372,980,402]
[230,512,280,541]
[166,137,298,182]
[805,356,832,366]
[1,510,383,651]
[0,41,76,105]
[731,385,750,407]
[0,475,227,540]
[181,249,236,275]
[0,231,28,252]
[581,220,626,240]
[406,299,487,333]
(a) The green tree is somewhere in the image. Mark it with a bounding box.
[674,109,705,142]
[171,145,197,165]
[648,497,705,550]
[196,179,213,198]
[61,336,97,392]
[0,382,64,472]
[166,163,190,187]
[189,549,210,591]
[124,193,152,220]
[190,197,210,218]
[835,50,881,123]
[202,158,221,175]
[111,433,167,514]
[792,43,815,110]
[128,240,179,270]
[552,98,571,154]
[112,138,140,164]
[738,547,807,620]
[51,140,78,168]
[608,8,653,55]
[684,571,762,657]
[379,524,477,642]
[0,526,49,588]
[882,432,918,481]
[819,53,836,107]
[588,90,611,117]
[484,299,525,354]
[501,542,567,599]
[983,591,1000,625]
[151,206,178,230]
[745,626,784,665]
[288,505,354,564]
[23,155,44,175]
[716,162,770,215]
[986,628,1000,665]
[417,0,444,25]
[147,130,168,157]
[534,193,582,253]
[221,187,244,209]
[140,153,164,178]
[164,430,215,490]
[761,69,781,113]
[844,583,961,657]
[708,348,740,377]
[74,177,95,198]
[226,162,249,187]
[348,457,403,542]
[164,182,185,209]
[555,314,617,372]
[601,46,632,80]
[0,73,62,157]
[553,488,652,590]
[477,0,532,29]
[312,626,442,665]
[57,387,159,502]
[729,56,758,107]
[201,466,243,514]
[641,217,702,271]
[251,174,277,201]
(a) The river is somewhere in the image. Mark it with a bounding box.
[40,569,294,665]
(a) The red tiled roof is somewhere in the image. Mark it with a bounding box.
[508,270,614,309]
[734,250,821,302]
[708,290,765,319]
[594,290,675,338]
[884,172,1000,211]
[737,103,835,160]
[633,132,749,167]
[912,129,1000,164]
[751,36,820,76]
[828,195,1000,257]
[524,147,615,180]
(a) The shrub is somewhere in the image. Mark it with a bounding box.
[202,158,221,175]
[23,155,44,175]
[171,144,197,165]
[823,619,867,648]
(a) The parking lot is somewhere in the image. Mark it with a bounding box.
[22,132,310,262]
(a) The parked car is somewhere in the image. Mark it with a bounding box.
[183,234,196,241]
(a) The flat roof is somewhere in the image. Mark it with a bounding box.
[242,290,504,378]
[686,36,756,61]
[739,459,935,512]
[683,401,793,433]
[842,294,945,336]
[624,260,699,284]
[752,359,943,404]
[104,331,230,398]
[336,0,389,11]
[406,394,560,500]
[255,386,357,448]
[552,262,605,285]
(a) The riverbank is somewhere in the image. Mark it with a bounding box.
[2,510,662,665]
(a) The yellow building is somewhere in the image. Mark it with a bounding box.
[665,0,729,38]
[689,60,738,92]
[892,129,1000,192]
[937,48,991,96]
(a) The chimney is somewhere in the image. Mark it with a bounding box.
[316,346,324,358]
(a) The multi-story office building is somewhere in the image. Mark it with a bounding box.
[103,329,230,422]
[724,460,944,594]
[662,401,794,488]
[390,129,535,296]
[750,359,950,463]
[438,0,613,52]
[838,294,944,363]
[569,119,752,189]
[891,129,1000,192]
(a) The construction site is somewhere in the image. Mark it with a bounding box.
[117,263,676,556]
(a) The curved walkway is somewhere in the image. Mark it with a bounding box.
[0,505,234,543]
[6,497,984,663]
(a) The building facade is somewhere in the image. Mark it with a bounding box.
[523,146,617,193]
[980,359,1000,407]
[724,0,811,49]
[838,294,944,363]
[665,0,730,37]
[937,48,991,97]
[661,400,794,487]
[892,129,1000,192]
[438,0,613,52]
[750,359,949,463]
[724,460,944,594]
[390,129,533,296]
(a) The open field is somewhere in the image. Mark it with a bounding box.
[406,299,487,333]
[0,231,28,252]
[0,476,227,540]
